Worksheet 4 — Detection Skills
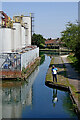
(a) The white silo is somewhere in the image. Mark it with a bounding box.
[1,28,12,53]
[11,28,14,51]
[13,23,21,50]
[21,26,26,48]
[22,16,31,46]
[25,27,28,46]
[0,28,2,53]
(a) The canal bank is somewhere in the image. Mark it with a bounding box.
[2,54,78,119]
[40,49,72,53]
[45,55,80,117]
[1,57,40,81]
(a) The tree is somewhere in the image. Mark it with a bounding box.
[61,22,80,63]
[61,22,78,51]
[75,24,80,63]
[32,33,45,48]
[48,38,52,40]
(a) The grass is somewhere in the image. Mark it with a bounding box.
[67,54,80,103]
[46,56,68,87]
[21,58,40,80]
[67,53,80,73]
[45,55,80,109]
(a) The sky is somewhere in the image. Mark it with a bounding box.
[1,1,78,39]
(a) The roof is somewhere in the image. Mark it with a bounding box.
[45,39,61,44]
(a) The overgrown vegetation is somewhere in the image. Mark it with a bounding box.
[32,33,46,48]
[61,22,80,66]
[22,67,27,74]
[67,53,80,73]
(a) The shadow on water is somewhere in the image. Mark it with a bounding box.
[39,54,45,65]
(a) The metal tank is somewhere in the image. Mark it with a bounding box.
[13,23,21,50]
[21,26,26,48]
[0,28,12,53]
[22,16,31,46]
[11,28,14,51]
[0,28,2,53]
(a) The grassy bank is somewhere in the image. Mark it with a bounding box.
[21,58,40,80]
[46,56,80,96]
[46,57,69,87]
[45,56,80,114]
[40,48,72,52]
[67,53,80,73]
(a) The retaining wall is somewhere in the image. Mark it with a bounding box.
[21,47,39,71]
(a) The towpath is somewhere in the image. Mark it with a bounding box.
[46,54,80,113]
[61,55,80,111]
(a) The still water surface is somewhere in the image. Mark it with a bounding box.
[2,54,78,119]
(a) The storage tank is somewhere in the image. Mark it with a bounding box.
[13,23,21,50]
[0,28,12,53]
[11,28,14,51]
[22,16,31,46]
[21,26,26,48]
[0,28,2,53]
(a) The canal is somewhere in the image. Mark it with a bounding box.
[2,53,78,119]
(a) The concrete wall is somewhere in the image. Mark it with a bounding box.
[21,47,39,71]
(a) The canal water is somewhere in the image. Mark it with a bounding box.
[2,53,78,119]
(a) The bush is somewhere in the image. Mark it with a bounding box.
[22,67,26,74]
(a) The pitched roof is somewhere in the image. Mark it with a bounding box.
[45,39,61,44]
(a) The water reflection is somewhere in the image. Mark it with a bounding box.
[40,51,70,56]
[52,89,58,107]
[2,54,78,119]
[2,66,39,118]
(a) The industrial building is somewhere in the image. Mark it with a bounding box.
[0,11,32,52]
[0,11,39,76]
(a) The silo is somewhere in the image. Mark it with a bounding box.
[25,27,28,46]
[21,26,26,48]
[1,28,12,53]
[13,23,21,50]
[0,28,2,53]
[11,28,14,51]
[22,16,31,46]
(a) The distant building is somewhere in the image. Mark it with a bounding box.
[45,38,61,49]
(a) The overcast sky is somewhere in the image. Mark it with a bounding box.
[1,1,78,39]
